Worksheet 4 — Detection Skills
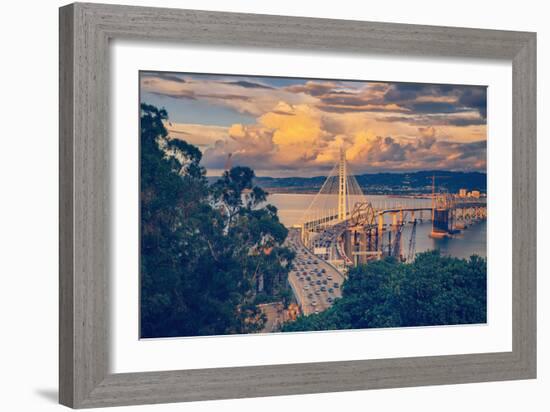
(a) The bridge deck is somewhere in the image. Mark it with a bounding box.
[285,228,345,316]
[303,202,486,229]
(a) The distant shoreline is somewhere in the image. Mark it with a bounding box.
[263,188,433,198]
[207,170,487,196]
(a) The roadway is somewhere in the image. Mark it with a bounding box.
[285,228,345,315]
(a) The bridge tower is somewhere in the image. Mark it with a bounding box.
[338,148,347,221]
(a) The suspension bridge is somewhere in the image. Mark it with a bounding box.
[295,148,487,271]
[283,148,486,315]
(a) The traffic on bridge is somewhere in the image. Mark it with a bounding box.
[283,148,487,317]
[285,228,345,315]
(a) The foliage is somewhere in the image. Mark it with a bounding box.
[139,104,294,338]
[281,251,486,332]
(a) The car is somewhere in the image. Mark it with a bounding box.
[327,297,333,303]
[326,275,332,280]
[316,280,321,285]
[302,271,307,276]
[317,273,322,277]
[322,279,327,285]
[328,288,334,293]
[306,276,311,281]
[311,300,317,306]
[307,293,313,298]
[299,277,304,282]
[313,260,318,264]
[333,283,340,288]
[320,286,326,292]
[315,290,321,295]
[314,310,319,314]
[310,281,315,286]
[321,268,326,273]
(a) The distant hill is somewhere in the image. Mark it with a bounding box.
[353,170,487,195]
[213,170,487,195]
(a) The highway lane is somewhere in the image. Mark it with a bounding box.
[310,222,348,263]
[285,228,345,316]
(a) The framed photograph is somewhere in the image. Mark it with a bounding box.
[59,2,536,408]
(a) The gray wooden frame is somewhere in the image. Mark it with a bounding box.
[59,2,536,408]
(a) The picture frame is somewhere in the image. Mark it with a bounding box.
[59,2,536,408]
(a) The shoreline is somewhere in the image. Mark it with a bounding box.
[265,189,433,198]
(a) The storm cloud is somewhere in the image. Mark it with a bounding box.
[141,72,487,176]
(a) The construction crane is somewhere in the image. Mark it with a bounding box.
[407,218,417,263]
[389,212,407,259]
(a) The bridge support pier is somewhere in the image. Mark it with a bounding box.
[431,208,450,238]
[378,214,384,254]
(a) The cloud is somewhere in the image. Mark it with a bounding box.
[382,111,487,128]
[202,103,333,172]
[141,72,187,83]
[417,127,437,149]
[164,122,228,149]
[419,126,436,139]
[283,80,487,123]
[143,72,486,124]
[286,81,409,114]
[202,124,276,171]
[458,87,487,118]
[198,94,251,101]
[196,101,486,175]
[382,83,487,119]
[285,81,340,96]
[141,73,316,116]
[222,80,273,89]
[362,136,408,162]
[346,135,486,172]
[148,90,197,100]
[142,73,487,175]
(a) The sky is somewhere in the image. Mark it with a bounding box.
[140,71,487,177]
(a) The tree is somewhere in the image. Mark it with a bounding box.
[281,251,486,332]
[139,103,294,338]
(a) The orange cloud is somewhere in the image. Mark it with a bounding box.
[198,101,486,176]
[143,73,487,176]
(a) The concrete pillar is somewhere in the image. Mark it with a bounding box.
[359,230,367,265]
[344,230,352,262]
[378,214,384,252]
